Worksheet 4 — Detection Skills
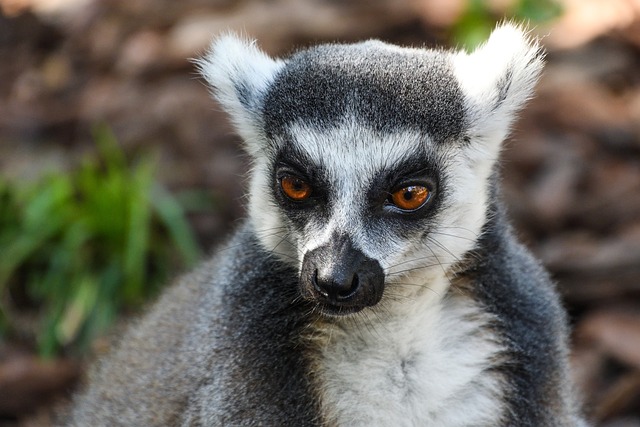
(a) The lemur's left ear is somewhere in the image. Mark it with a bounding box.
[452,23,544,149]
[196,34,284,155]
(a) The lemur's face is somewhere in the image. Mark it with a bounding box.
[262,123,461,315]
[200,26,543,315]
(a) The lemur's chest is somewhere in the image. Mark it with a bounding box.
[311,293,506,427]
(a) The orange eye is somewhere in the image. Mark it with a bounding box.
[390,185,430,211]
[281,175,312,201]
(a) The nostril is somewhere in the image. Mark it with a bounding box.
[313,269,360,301]
[312,269,328,297]
[335,273,359,300]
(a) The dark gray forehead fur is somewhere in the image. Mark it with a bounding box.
[261,41,466,141]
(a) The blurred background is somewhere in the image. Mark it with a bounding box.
[1,0,640,425]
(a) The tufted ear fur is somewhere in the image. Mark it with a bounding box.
[453,23,544,152]
[196,34,284,156]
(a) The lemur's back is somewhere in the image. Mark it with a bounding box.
[64,24,585,426]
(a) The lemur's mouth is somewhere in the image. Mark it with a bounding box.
[299,234,385,316]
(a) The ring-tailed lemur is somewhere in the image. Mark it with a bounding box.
[63,24,585,426]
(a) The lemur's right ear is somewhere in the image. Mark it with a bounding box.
[452,23,544,155]
[196,34,284,155]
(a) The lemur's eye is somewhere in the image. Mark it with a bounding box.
[281,175,312,201]
[389,185,430,211]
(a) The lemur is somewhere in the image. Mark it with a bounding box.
[63,24,585,426]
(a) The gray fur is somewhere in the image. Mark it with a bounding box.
[457,181,583,425]
[262,41,465,140]
[64,228,319,426]
[63,25,586,426]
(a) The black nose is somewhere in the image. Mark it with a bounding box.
[300,234,384,314]
[311,263,361,301]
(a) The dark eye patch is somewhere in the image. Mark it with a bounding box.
[271,144,330,223]
[273,143,318,180]
[367,149,442,220]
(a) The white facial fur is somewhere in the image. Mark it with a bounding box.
[248,117,489,299]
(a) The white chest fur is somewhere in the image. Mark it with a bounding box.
[311,283,506,427]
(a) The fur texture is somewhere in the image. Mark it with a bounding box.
[63,23,585,426]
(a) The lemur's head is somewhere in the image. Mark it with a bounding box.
[199,24,543,316]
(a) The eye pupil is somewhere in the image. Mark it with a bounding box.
[403,191,412,201]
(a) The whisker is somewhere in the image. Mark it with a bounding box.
[386,253,441,270]
[429,230,478,243]
[268,230,295,255]
[437,225,480,236]
[426,236,462,264]
[387,261,457,277]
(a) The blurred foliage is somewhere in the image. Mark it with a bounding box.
[453,0,562,49]
[0,125,202,358]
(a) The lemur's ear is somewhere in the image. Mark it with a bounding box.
[452,23,544,149]
[197,34,284,155]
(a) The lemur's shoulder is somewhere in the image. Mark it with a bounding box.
[64,258,212,425]
[64,225,319,426]
[180,225,320,425]
[454,199,581,426]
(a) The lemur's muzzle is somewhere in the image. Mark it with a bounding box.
[300,234,384,315]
